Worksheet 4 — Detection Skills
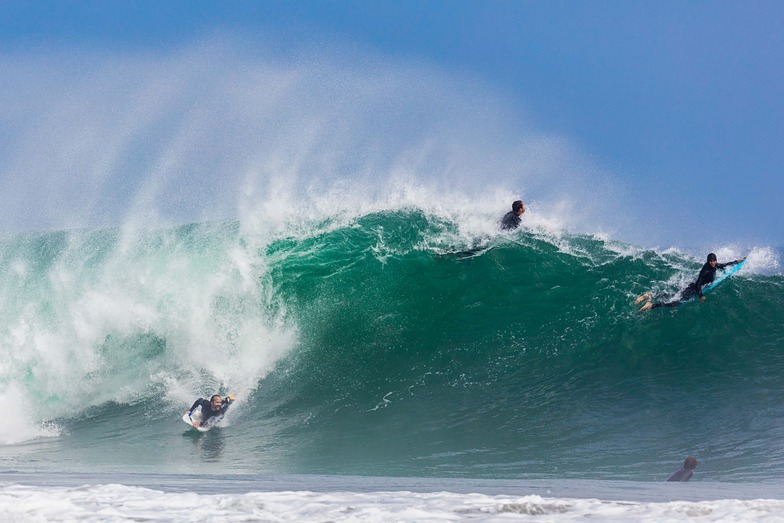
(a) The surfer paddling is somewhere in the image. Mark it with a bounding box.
[186,394,235,428]
[636,253,746,311]
[500,200,526,230]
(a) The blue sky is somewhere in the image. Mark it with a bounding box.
[1,1,782,249]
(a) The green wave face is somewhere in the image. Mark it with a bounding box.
[258,211,784,479]
[0,210,782,479]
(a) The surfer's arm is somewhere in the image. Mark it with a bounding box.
[695,271,710,299]
[220,394,235,414]
[718,256,747,269]
[187,399,204,415]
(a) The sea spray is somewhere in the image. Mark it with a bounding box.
[0,221,295,444]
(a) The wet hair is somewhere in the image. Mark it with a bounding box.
[684,456,698,470]
[210,394,222,402]
[707,253,717,262]
[512,200,524,213]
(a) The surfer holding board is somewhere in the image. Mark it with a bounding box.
[636,253,746,311]
[183,393,235,432]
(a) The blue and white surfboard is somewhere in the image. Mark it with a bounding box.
[700,258,747,295]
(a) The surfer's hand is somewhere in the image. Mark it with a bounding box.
[700,296,706,302]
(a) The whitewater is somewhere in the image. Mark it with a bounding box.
[1,43,783,521]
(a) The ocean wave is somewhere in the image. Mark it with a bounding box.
[0,210,782,481]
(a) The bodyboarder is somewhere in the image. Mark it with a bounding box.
[185,394,235,429]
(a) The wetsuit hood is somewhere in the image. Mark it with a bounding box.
[707,253,717,262]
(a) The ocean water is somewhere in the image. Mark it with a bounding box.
[0,209,782,521]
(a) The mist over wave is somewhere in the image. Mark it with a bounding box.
[1,39,646,245]
[0,221,294,443]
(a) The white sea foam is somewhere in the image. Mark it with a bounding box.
[671,245,779,276]
[0,223,296,444]
[0,483,782,522]
[0,386,61,444]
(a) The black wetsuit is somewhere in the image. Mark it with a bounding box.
[667,467,694,482]
[500,211,521,230]
[651,260,739,309]
[188,396,233,426]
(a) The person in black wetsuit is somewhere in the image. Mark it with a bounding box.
[186,394,234,428]
[500,200,526,230]
[637,253,746,311]
[667,456,698,482]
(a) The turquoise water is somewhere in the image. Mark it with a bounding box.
[0,210,781,482]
